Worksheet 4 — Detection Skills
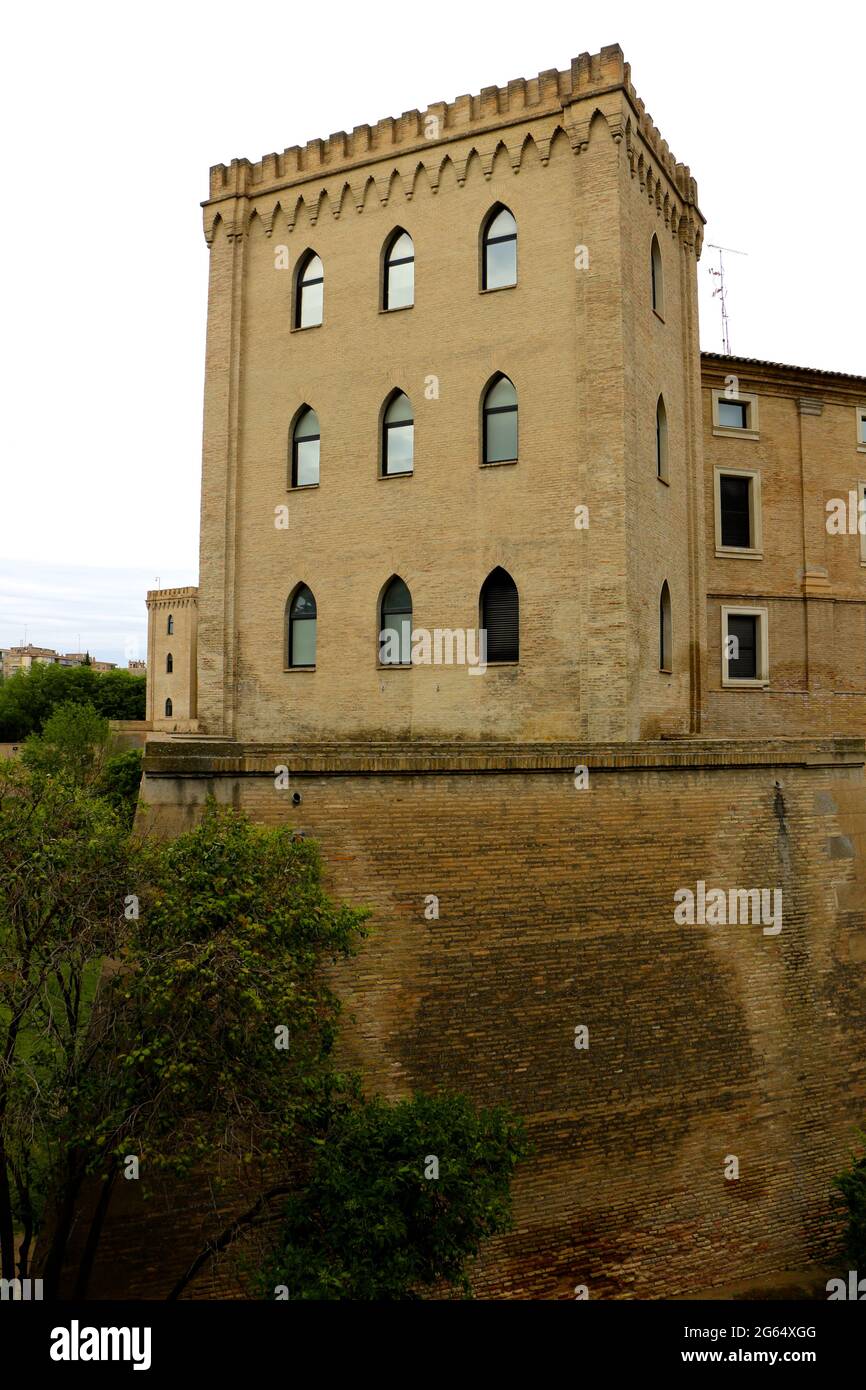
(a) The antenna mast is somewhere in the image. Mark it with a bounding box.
[707,243,747,355]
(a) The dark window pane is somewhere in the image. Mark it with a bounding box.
[482,571,519,662]
[720,474,752,547]
[651,240,662,311]
[659,585,671,670]
[381,578,412,614]
[728,615,758,679]
[718,399,748,429]
[290,585,316,618]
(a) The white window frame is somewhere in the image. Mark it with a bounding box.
[714,466,763,559]
[721,605,769,688]
[859,481,866,565]
[857,406,866,452]
[712,388,759,441]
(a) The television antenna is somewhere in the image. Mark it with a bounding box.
[707,243,747,356]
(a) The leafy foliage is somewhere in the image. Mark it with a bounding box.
[0,663,145,741]
[832,1132,866,1268]
[21,701,112,785]
[113,805,369,1178]
[263,1093,527,1299]
[1,714,527,1300]
[96,749,143,827]
[0,759,136,1283]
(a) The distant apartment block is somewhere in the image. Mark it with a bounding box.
[0,644,119,676]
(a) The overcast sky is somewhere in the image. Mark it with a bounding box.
[1,0,864,664]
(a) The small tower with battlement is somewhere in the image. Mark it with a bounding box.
[145,587,198,730]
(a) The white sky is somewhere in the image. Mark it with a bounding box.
[1,0,864,663]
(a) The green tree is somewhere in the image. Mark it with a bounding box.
[97,748,143,827]
[262,1093,527,1300]
[832,1132,866,1268]
[0,779,370,1297]
[0,664,145,740]
[0,761,134,1287]
[2,728,527,1301]
[21,701,112,785]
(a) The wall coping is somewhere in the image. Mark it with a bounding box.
[142,736,866,778]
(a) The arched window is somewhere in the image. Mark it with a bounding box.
[482,206,517,290]
[292,406,320,487]
[166,652,173,674]
[482,375,518,464]
[167,614,173,635]
[382,391,414,476]
[295,251,324,328]
[659,581,672,672]
[656,395,668,481]
[164,698,173,717]
[651,235,664,317]
[383,230,414,310]
[480,567,519,663]
[379,576,412,666]
[287,585,317,667]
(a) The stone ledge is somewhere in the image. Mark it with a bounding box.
[142,735,866,778]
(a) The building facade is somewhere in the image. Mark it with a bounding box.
[133,46,866,1301]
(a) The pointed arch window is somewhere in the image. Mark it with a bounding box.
[292,406,320,487]
[659,581,672,672]
[656,395,669,481]
[483,375,518,464]
[379,577,412,666]
[384,230,415,310]
[651,235,664,317]
[481,568,519,663]
[164,698,173,717]
[382,392,414,476]
[286,585,317,668]
[166,652,173,674]
[482,206,517,290]
[167,614,174,635]
[295,252,324,328]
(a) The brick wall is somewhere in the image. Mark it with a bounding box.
[74,735,866,1300]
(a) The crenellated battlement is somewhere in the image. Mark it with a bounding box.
[146,587,199,606]
[205,44,698,212]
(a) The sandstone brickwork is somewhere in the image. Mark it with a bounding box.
[131,44,866,1300]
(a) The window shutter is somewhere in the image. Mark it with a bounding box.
[484,575,519,661]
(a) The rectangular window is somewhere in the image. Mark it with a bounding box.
[722,606,769,686]
[719,474,751,547]
[858,408,866,447]
[714,467,762,556]
[727,614,757,679]
[712,389,759,438]
[718,400,748,430]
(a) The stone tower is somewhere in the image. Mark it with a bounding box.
[195,45,706,743]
